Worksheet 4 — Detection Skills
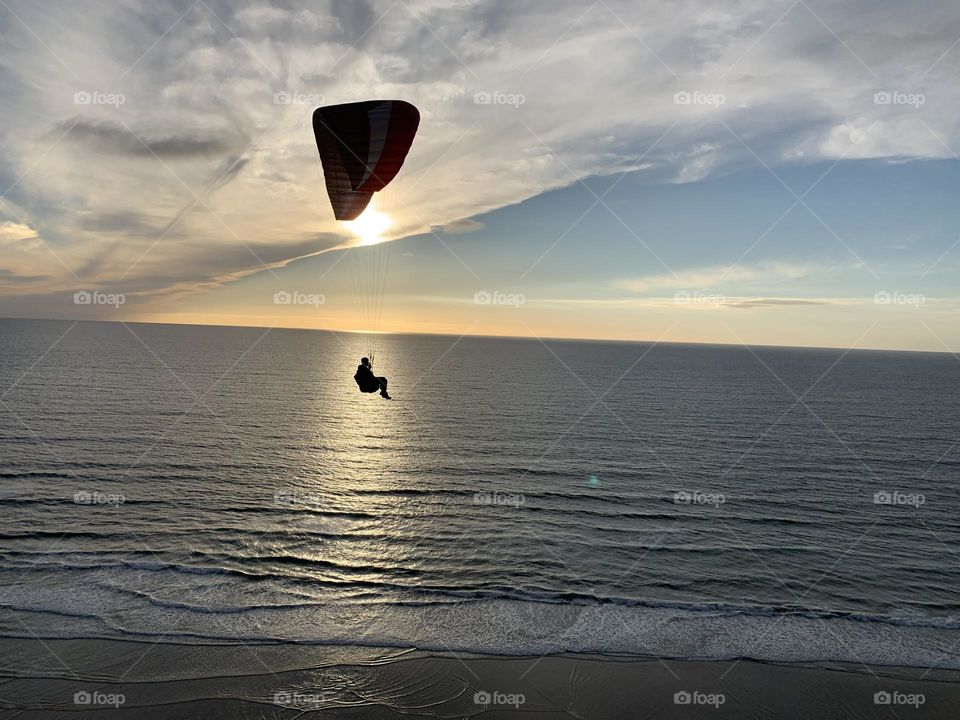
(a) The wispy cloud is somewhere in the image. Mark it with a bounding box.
[617,261,831,293]
[436,218,485,234]
[722,297,834,309]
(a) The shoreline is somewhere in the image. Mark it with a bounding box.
[2,638,958,718]
[5,590,956,671]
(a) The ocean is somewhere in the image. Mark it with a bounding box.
[1,317,958,671]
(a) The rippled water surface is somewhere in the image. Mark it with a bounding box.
[1,318,958,667]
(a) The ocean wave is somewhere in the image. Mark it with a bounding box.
[2,594,958,670]
[3,570,957,631]
[374,587,960,630]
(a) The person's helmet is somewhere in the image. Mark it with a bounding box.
[361,357,370,366]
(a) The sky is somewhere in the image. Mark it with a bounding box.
[0,0,958,351]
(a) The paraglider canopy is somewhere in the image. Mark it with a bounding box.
[312,100,420,221]
[312,100,419,366]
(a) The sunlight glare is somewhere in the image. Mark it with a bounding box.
[346,207,392,246]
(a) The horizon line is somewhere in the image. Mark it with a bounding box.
[0,314,952,356]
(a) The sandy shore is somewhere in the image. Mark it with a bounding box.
[1,638,956,718]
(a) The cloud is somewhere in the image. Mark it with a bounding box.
[56,118,245,159]
[0,221,39,244]
[817,118,950,160]
[618,261,828,293]
[722,297,833,309]
[437,218,485,234]
[1,0,958,317]
[0,222,57,290]
[673,143,723,183]
[77,211,162,234]
[0,268,50,284]
[0,221,47,256]
[494,294,850,310]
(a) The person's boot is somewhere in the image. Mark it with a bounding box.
[380,390,392,399]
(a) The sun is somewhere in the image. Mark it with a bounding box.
[345,207,392,246]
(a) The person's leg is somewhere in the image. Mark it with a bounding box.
[377,377,389,397]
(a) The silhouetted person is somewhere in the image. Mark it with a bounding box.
[354,357,390,399]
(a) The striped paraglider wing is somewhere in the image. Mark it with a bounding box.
[312,100,420,221]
